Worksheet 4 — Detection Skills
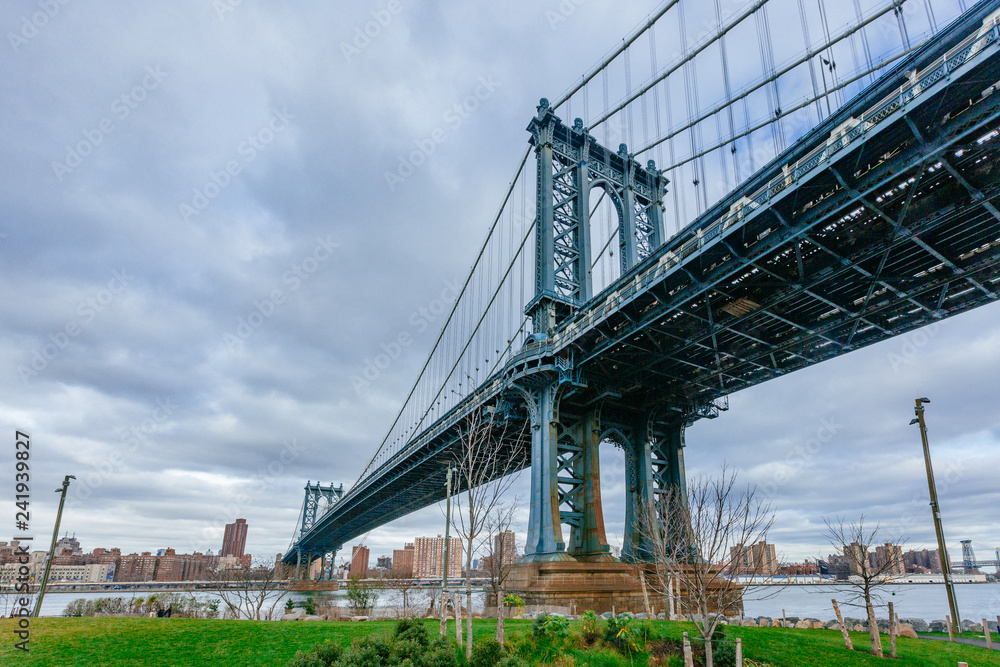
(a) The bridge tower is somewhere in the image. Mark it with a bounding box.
[293,482,344,579]
[517,99,682,563]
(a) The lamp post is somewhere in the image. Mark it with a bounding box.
[440,466,453,636]
[910,398,961,627]
[33,474,75,618]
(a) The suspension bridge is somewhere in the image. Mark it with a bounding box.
[284,0,1000,576]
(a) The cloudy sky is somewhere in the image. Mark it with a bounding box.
[1,0,997,568]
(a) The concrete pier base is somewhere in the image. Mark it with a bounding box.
[505,561,743,616]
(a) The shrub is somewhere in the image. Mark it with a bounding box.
[580,610,602,645]
[605,614,641,655]
[470,638,504,667]
[531,613,570,641]
[425,635,461,667]
[284,650,326,667]
[394,618,430,646]
[313,640,343,666]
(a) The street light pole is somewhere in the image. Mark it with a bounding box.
[33,474,75,618]
[911,398,961,628]
[440,467,453,636]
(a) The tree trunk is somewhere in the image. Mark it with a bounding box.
[831,599,853,650]
[465,589,473,659]
[496,589,504,644]
[439,588,446,636]
[704,637,714,667]
[866,598,882,657]
[454,591,462,645]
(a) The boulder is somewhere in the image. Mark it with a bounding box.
[852,624,865,632]
[756,617,771,627]
[824,620,840,630]
[303,615,324,622]
[897,623,918,639]
[656,613,666,620]
[969,623,984,633]
[812,621,825,629]
[281,613,302,621]
[794,620,812,629]
[634,613,648,619]
[740,619,758,628]
[771,618,783,628]
[600,611,613,620]
[929,620,948,632]
[902,618,929,632]
[350,616,370,622]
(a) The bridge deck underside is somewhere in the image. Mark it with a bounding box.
[564,54,1000,413]
[287,11,1000,563]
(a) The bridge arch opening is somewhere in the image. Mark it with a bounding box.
[588,182,623,297]
[598,437,627,558]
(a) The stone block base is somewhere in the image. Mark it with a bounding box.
[505,561,743,616]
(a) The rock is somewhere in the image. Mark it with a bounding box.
[812,621,825,629]
[824,620,839,630]
[634,613,648,619]
[771,618,783,628]
[786,616,800,625]
[897,623,918,639]
[303,615,323,622]
[969,623,984,633]
[281,613,302,621]
[600,611,613,620]
[929,619,948,632]
[741,619,757,628]
[902,618,929,632]
[656,613,666,620]
[350,616,369,622]
[794,620,812,629]
[852,624,865,632]
[756,617,771,627]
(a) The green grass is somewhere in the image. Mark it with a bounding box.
[0,617,996,667]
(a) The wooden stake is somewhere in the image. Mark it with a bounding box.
[782,608,787,628]
[735,637,743,667]
[832,599,853,651]
[888,601,896,658]
[984,618,994,650]
[683,632,694,667]
[640,569,652,617]
[945,614,954,642]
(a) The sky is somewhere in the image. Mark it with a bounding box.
[1,0,997,569]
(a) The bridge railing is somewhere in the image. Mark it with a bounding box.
[553,16,1000,349]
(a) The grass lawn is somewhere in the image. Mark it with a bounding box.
[0,617,996,667]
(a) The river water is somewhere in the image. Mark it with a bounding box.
[16,583,1000,623]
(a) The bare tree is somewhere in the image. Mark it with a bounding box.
[384,570,418,618]
[482,499,521,644]
[823,515,906,658]
[345,573,383,616]
[206,557,288,621]
[638,465,774,667]
[450,406,527,659]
